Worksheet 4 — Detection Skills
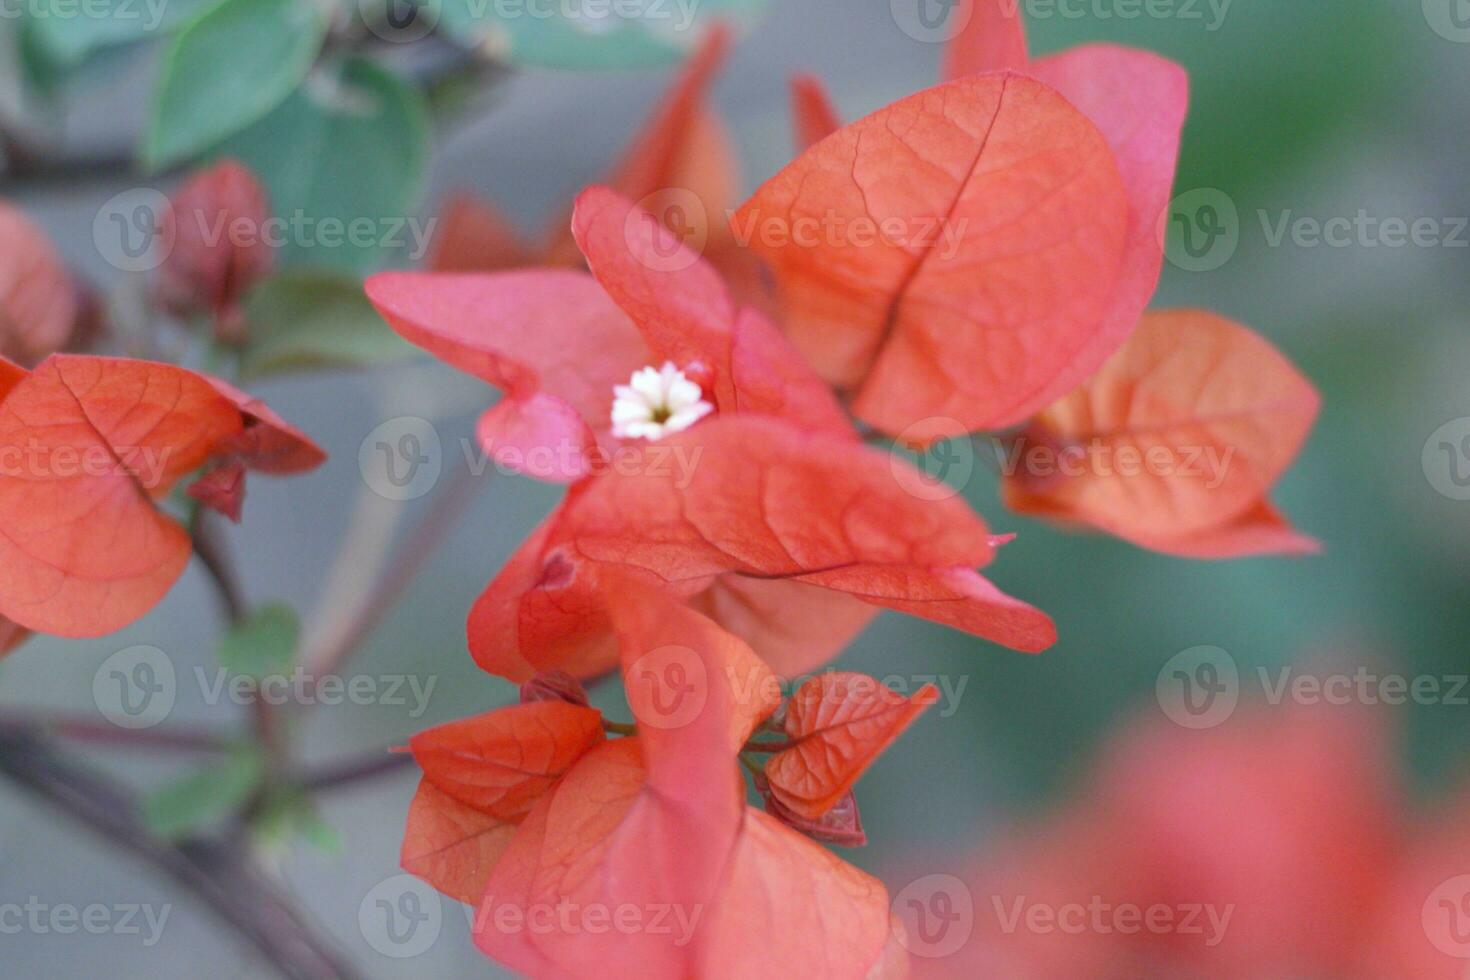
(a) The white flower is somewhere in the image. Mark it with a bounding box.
[610,362,713,441]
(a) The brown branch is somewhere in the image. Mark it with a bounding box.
[0,713,230,753]
[297,749,416,792]
[0,728,360,980]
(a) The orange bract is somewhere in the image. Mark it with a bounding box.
[469,415,1054,682]
[1002,309,1320,557]
[737,73,1130,442]
[765,673,937,819]
[0,355,324,637]
[410,700,606,821]
[401,780,518,906]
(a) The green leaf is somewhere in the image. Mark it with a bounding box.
[144,0,326,171]
[238,270,416,380]
[143,747,263,840]
[254,789,342,855]
[216,602,299,680]
[440,0,770,69]
[216,56,430,274]
[24,0,223,70]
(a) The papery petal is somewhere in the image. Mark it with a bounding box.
[1002,309,1320,552]
[469,416,1051,681]
[401,779,518,905]
[766,673,937,818]
[572,186,852,437]
[1028,46,1189,394]
[0,616,30,658]
[736,73,1129,440]
[410,700,606,820]
[475,579,745,978]
[204,375,327,474]
[366,269,648,483]
[697,808,894,977]
[689,576,878,678]
[942,0,1029,79]
[427,194,531,272]
[0,356,242,636]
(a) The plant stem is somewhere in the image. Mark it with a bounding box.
[297,750,416,792]
[0,713,230,753]
[0,727,361,980]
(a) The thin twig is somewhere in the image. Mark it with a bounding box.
[297,750,416,792]
[0,714,231,753]
[0,728,360,980]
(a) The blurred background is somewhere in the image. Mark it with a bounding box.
[1,0,1467,976]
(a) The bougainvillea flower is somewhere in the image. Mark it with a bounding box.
[736,72,1131,443]
[764,672,937,819]
[0,201,77,366]
[470,413,1054,680]
[368,186,850,483]
[768,3,1188,442]
[155,159,275,343]
[1000,310,1321,558]
[0,354,324,637]
[427,25,752,297]
[403,577,904,977]
[909,700,1400,978]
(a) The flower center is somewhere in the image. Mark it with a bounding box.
[611,362,714,441]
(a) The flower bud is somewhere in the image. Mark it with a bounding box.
[519,669,592,707]
[155,160,274,343]
[754,773,867,848]
[0,200,77,365]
